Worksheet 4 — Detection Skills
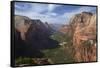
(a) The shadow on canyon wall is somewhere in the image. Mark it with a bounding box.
[14,25,59,58]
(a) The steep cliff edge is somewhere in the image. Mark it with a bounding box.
[14,15,58,58]
[69,12,96,62]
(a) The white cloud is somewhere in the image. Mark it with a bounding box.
[15,4,21,9]
[61,6,96,24]
[15,3,62,24]
[50,13,58,16]
[48,4,55,12]
[48,4,60,12]
[15,3,96,25]
[30,4,48,13]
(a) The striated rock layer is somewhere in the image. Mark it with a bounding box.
[69,12,97,62]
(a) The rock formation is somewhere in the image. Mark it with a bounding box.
[69,12,97,62]
[15,15,32,40]
[14,15,58,58]
[59,25,70,34]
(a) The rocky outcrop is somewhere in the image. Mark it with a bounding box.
[59,25,70,34]
[15,15,32,40]
[69,12,97,62]
[49,24,62,31]
[14,15,58,58]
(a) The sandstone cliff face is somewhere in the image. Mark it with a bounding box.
[15,15,32,40]
[59,25,70,34]
[69,12,96,62]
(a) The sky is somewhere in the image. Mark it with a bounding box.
[14,2,96,24]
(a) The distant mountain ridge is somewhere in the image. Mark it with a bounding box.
[14,15,58,58]
[49,23,63,31]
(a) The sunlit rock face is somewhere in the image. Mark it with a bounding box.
[69,12,97,62]
[59,25,70,34]
[15,15,32,40]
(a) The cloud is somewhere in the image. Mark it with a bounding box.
[61,6,97,23]
[15,2,96,24]
[15,2,48,13]
[31,4,48,13]
[48,4,55,12]
[15,2,32,12]
[50,13,58,16]
[15,2,61,24]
